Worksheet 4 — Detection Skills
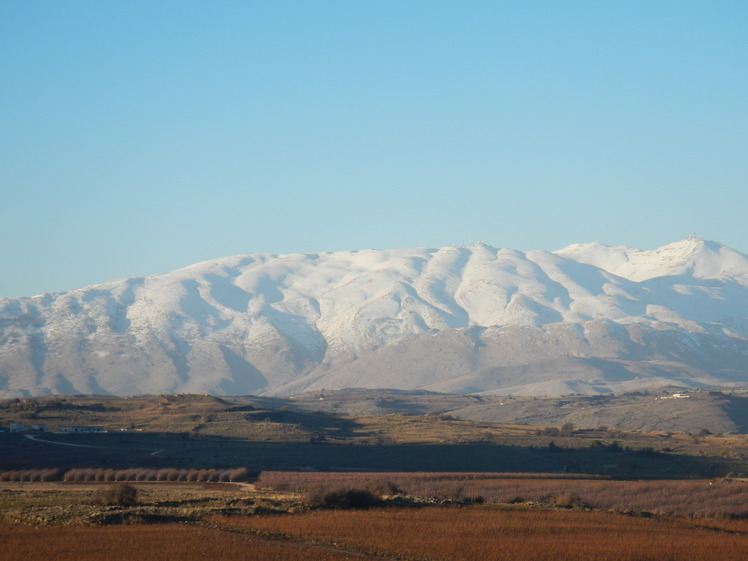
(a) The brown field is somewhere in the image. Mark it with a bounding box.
[3,478,748,561]
[4,392,748,559]
[0,524,363,561]
[2,507,748,561]
[257,471,748,518]
[213,507,748,561]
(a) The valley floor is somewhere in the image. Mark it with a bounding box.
[3,479,748,561]
[3,506,748,561]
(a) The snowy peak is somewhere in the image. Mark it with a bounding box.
[555,236,748,283]
[1,239,748,398]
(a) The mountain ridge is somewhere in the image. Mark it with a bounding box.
[1,238,747,398]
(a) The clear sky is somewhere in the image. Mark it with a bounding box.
[2,1,747,298]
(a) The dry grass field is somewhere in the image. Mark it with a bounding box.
[0,524,365,561]
[2,478,748,561]
[3,393,748,559]
[213,508,748,561]
[258,471,748,518]
[3,505,748,561]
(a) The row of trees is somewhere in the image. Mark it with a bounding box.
[0,468,61,482]
[0,467,249,483]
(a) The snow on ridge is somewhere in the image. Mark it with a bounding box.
[7,239,748,335]
[2,238,748,398]
[555,236,748,283]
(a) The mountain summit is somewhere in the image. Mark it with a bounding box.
[1,238,747,398]
[556,236,748,282]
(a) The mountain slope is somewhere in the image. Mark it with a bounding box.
[1,237,748,397]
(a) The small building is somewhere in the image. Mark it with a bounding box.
[61,426,105,433]
[0,427,9,433]
[9,423,25,432]
[29,424,49,432]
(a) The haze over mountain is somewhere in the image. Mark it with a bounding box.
[1,236,747,399]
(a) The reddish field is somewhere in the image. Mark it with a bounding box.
[3,507,748,561]
[4,473,748,561]
[213,507,748,561]
[258,471,748,517]
[0,523,367,561]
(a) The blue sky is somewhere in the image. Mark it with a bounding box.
[2,1,747,298]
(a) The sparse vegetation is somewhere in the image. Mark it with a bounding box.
[97,483,138,506]
[3,392,748,560]
[210,508,748,561]
[2,470,748,561]
[257,471,748,518]
[4,393,748,478]
[303,487,381,509]
[3,483,748,561]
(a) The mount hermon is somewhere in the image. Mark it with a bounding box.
[1,237,748,398]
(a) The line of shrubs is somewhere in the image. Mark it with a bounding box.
[303,486,382,509]
[0,467,249,483]
[0,468,61,482]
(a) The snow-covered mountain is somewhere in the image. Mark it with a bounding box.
[2,236,748,398]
